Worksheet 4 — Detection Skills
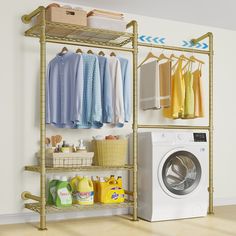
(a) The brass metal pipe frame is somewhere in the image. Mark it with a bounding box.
[21,191,41,202]
[138,42,210,55]
[21,6,45,24]
[46,39,134,52]
[39,8,47,230]
[132,20,138,221]
[138,125,210,130]
[192,32,214,214]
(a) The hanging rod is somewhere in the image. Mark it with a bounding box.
[138,124,210,130]
[138,42,210,55]
[46,39,134,52]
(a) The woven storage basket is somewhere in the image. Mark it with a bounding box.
[92,139,128,166]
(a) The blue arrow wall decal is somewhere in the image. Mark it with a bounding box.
[159,38,165,44]
[202,43,208,49]
[146,36,152,42]
[139,35,145,42]
[153,37,159,44]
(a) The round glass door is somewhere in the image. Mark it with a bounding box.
[161,151,202,196]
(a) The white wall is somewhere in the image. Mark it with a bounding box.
[0,0,236,222]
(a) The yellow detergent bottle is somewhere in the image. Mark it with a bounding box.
[91,176,99,203]
[78,176,94,205]
[99,176,125,204]
[70,175,82,204]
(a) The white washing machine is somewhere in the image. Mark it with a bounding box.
[138,130,208,221]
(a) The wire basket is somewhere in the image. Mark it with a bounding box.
[92,139,128,166]
[37,152,94,167]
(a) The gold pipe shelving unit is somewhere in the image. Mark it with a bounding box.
[21,6,214,230]
[21,6,138,230]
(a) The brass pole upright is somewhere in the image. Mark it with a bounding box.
[39,7,47,230]
[192,32,214,214]
[132,20,138,221]
[208,32,214,214]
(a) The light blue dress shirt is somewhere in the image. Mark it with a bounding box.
[97,55,113,123]
[75,54,102,128]
[46,52,84,128]
[118,57,131,123]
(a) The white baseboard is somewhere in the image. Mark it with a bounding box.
[0,208,128,225]
[214,197,236,206]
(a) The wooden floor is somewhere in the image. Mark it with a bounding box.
[0,205,236,236]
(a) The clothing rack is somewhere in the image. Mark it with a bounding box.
[138,33,214,215]
[21,6,213,230]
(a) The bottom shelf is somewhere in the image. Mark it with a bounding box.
[25,200,134,214]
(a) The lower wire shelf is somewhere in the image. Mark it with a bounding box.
[25,165,134,172]
[25,200,134,214]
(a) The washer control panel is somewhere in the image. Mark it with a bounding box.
[193,133,207,142]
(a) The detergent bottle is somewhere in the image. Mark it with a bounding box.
[47,175,60,205]
[78,176,94,205]
[55,176,72,207]
[70,175,82,204]
[99,176,125,204]
[97,177,106,202]
[91,176,99,202]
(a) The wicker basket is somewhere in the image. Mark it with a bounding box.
[92,139,128,166]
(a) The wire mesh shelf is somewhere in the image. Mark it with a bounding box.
[24,21,133,47]
[25,200,134,214]
[25,165,134,172]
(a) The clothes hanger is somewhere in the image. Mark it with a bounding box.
[189,55,205,64]
[87,49,94,54]
[60,47,68,54]
[180,54,195,62]
[98,51,105,56]
[158,53,174,62]
[110,52,116,56]
[138,51,159,68]
[76,48,83,53]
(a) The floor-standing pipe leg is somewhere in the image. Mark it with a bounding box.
[208,32,214,214]
[39,7,47,230]
[132,20,138,221]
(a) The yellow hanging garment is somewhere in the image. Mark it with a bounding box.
[193,67,204,117]
[163,59,185,118]
[183,69,194,118]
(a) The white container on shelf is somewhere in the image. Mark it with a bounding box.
[87,16,126,32]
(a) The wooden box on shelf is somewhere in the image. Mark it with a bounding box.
[37,6,87,26]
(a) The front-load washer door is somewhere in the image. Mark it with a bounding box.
[159,149,202,198]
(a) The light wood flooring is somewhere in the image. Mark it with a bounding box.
[0,205,236,236]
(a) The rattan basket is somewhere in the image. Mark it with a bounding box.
[92,139,128,166]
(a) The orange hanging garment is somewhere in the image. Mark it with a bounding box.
[193,67,204,117]
[163,59,185,119]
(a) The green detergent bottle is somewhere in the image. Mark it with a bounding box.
[55,176,72,207]
[47,176,60,205]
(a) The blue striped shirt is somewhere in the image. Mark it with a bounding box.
[75,54,102,128]
[97,55,113,123]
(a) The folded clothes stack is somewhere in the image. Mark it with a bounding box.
[87,9,126,32]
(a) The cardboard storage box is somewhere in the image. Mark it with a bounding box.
[37,7,87,26]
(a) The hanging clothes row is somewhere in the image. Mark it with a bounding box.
[46,49,131,128]
[139,52,204,119]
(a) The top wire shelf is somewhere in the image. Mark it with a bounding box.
[24,21,134,47]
